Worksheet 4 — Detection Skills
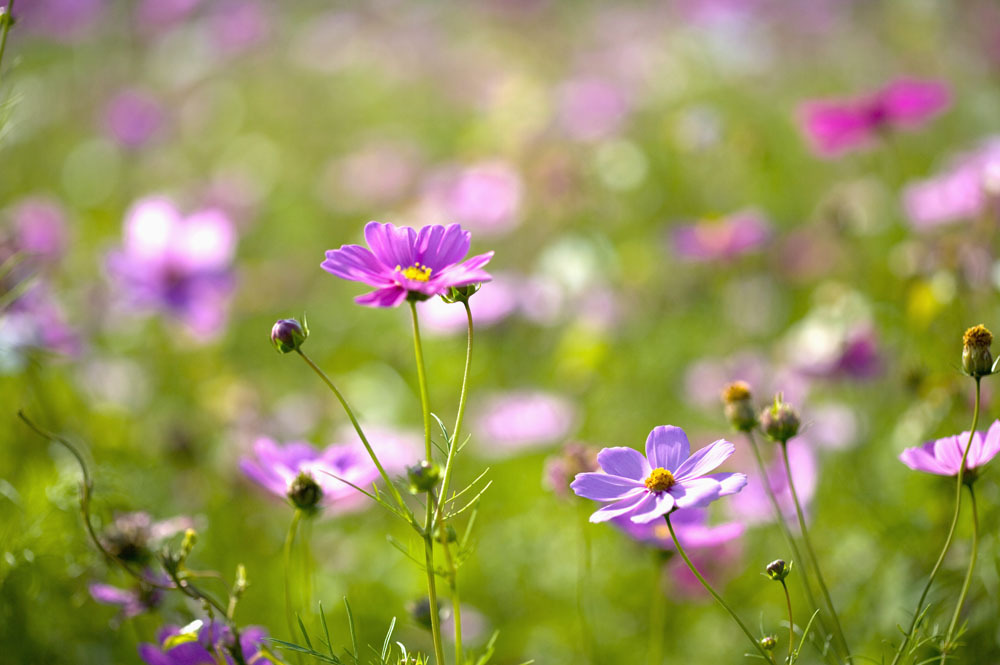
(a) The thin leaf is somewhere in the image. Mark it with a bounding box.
[319,601,335,659]
[381,617,396,662]
[343,597,359,665]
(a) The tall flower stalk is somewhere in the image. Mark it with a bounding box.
[940,484,979,665]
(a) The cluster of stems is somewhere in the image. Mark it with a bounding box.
[294,298,477,664]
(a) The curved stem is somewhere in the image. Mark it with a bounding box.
[941,484,979,664]
[780,440,852,664]
[781,579,794,664]
[0,0,15,87]
[295,349,407,512]
[746,430,833,664]
[890,377,981,665]
[665,514,774,662]
[283,509,303,655]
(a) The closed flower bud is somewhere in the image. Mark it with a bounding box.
[962,324,993,378]
[270,318,308,354]
[760,394,800,443]
[441,283,481,304]
[407,460,442,494]
[760,635,777,651]
[722,381,757,432]
[765,558,790,581]
[287,472,323,511]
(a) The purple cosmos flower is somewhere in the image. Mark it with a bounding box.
[899,420,1000,477]
[9,196,68,260]
[612,506,744,550]
[671,210,771,262]
[104,89,165,149]
[571,426,747,524]
[239,437,382,513]
[473,390,577,454]
[321,222,493,308]
[799,78,951,157]
[106,197,237,339]
[138,621,267,665]
[90,581,164,620]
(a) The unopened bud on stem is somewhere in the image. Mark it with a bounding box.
[962,324,993,378]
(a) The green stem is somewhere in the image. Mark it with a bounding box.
[295,349,407,512]
[440,535,463,664]
[576,502,598,664]
[665,514,774,662]
[941,484,979,664]
[409,300,433,460]
[890,377,981,665]
[647,553,668,665]
[781,579,794,664]
[746,430,834,664]
[780,440,852,664]
[283,509,303,655]
[409,301,446,665]
[0,0,15,87]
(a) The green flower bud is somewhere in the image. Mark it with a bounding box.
[765,558,790,582]
[441,283,481,304]
[406,460,441,494]
[270,318,308,354]
[287,472,323,511]
[760,635,777,651]
[962,324,993,378]
[722,381,757,432]
[760,394,800,444]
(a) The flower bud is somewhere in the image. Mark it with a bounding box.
[765,558,790,582]
[962,324,993,378]
[760,635,777,651]
[407,460,441,494]
[287,472,323,511]
[434,524,458,544]
[760,394,800,443]
[721,381,757,432]
[441,283,481,304]
[270,318,308,354]
[101,512,154,564]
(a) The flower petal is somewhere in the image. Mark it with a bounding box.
[629,492,676,523]
[899,441,952,476]
[705,472,748,496]
[571,472,644,501]
[415,223,471,270]
[671,477,723,509]
[645,426,689,471]
[588,490,648,523]
[432,252,494,289]
[596,447,649,480]
[674,438,735,481]
[980,419,1000,467]
[321,245,394,286]
[354,285,408,308]
[364,221,417,269]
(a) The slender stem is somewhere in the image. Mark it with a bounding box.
[0,0,15,87]
[780,440,852,664]
[941,484,980,664]
[746,429,833,664]
[409,300,433,459]
[647,553,668,665]
[295,349,407,511]
[665,514,774,662]
[781,579,794,664]
[283,509,303,655]
[409,301,446,664]
[890,378,981,665]
[576,502,598,664]
[440,535,463,663]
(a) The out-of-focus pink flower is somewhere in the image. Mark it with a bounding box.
[17,0,105,42]
[335,422,421,474]
[683,352,811,411]
[900,420,1000,478]
[473,390,577,453]
[105,197,237,339]
[135,0,201,32]
[104,89,165,149]
[416,273,519,335]
[90,581,164,620]
[422,162,523,235]
[556,77,630,142]
[543,442,600,498]
[612,506,744,551]
[903,137,1000,230]
[798,78,951,158]
[9,197,68,259]
[671,210,771,262]
[209,0,269,55]
[729,439,816,526]
[328,142,421,208]
[0,284,80,368]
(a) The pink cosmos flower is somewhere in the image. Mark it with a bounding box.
[90,581,164,620]
[571,426,747,524]
[556,77,631,142]
[473,390,577,453]
[416,272,519,335]
[903,137,1000,230]
[104,89,165,149]
[422,162,523,235]
[798,78,951,158]
[612,506,744,550]
[899,420,1000,477]
[729,439,816,526]
[9,197,68,259]
[671,210,771,262]
[321,222,493,308]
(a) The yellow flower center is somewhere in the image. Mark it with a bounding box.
[644,467,675,492]
[396,262,432,282]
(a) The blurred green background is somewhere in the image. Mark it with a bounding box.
[3,1,1000,663]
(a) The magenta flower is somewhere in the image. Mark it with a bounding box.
[899,420,1000,477]
[139,622,267,665]
[671,210,771,262]
[239,437,381,513]
[321,222,493,308]
[90,581,164,620]
[571,426,747,524]
[798,78,951,157]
